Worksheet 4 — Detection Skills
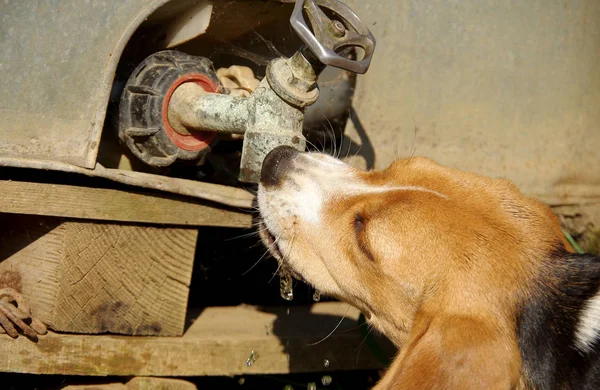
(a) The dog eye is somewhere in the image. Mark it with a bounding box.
[353,213,365,234]
[353,213,375,261]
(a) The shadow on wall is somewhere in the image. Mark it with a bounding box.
[341,107,376,170]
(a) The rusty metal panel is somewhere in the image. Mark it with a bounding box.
[0,0,170,168]
[343,0,600,205]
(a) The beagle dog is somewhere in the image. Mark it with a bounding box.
[257,146,600,389]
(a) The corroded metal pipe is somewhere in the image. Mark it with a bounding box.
[166,53,318,183]
[168,83,249,135]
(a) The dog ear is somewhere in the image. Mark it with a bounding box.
[375,315,520,389]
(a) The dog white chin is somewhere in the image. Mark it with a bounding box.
[258,219,308,281]
[257,219,283,261]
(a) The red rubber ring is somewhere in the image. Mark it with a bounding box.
[162,74,219,151]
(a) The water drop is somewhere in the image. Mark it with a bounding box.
[245,350,257,367]
[283,385,294,390]
[312,289,321,302]
[279,269,294,301]
[238,377,245,385]
[323,359,330,368]
[307,383,317,390]
[286,308,290,315]
[321,375,332,386]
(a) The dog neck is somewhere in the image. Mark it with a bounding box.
[518,252,600,388]
[367,312,413,347]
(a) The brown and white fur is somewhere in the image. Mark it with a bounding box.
[257,146,600,389]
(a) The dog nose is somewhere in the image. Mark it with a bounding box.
[260,145,300,186]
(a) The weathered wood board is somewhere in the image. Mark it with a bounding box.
[0,303,392,376]
[0,180,252,228]
[0,215,198,336]
[61,377,197,390]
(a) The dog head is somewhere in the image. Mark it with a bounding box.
[257,146,570,347]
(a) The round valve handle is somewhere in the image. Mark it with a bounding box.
[290,0,376,74]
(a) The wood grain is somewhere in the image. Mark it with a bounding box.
[126,377,197,390]
[61,377,197,390]
[0,180,252,227]
[0,303,390,376]
[0,217,198,336]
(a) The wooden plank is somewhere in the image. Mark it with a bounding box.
[0,215,62,325]
[62,378,197,390]
[0,303,392,376]
[126,378,197,390]
[0,158,254,209]
[0,217,198,336]
[0,180,252,228]
[62,385,128,390]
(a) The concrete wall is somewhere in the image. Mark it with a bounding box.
[343,0,600,205]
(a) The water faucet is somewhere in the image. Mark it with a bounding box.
[167,0,376,183]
